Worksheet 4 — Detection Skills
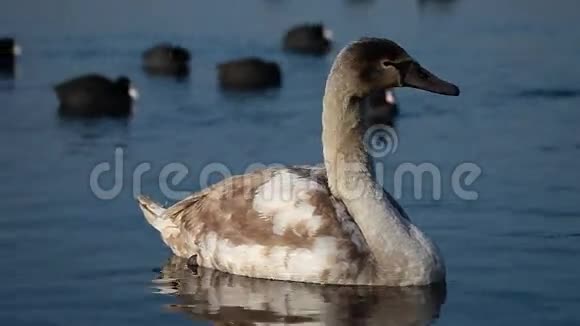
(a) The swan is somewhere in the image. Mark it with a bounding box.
[138,37,459,286]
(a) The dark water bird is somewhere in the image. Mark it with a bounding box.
[217,57,281,90]
[154,256,447,326]
[363,89,399,126]
[54,74,138,118]
[0,38,21,76]
[138,37,459,286]
[142,43,191,77]
[283,23,333,55]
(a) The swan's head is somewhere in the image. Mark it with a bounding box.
[329,37,459,97]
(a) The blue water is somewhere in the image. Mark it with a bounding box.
[1,0,580,325]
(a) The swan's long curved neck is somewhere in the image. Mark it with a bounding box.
[322,75,413,272]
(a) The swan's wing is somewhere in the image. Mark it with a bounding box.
[161,166,374,284]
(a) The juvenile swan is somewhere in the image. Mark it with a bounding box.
[138,38,459,286]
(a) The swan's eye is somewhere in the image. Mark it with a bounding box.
[381,60,393,68]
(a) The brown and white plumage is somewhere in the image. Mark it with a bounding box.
[139,166,376,284]
[138,37,460,286]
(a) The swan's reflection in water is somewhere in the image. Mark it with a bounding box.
[152,256,446,326]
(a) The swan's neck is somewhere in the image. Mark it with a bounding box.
[322,77,444,283]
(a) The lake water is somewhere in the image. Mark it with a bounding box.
[1,0,579,325]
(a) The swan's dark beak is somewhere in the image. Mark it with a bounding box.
[402,62,460,96]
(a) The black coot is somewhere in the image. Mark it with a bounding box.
[363,89,399,127]
[54,74,138,118]
[142,43,191,77]
[283,24,332,55]
[217,57,281,90]
[0,38,21,76]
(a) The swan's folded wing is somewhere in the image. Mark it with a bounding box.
[161,167,373,284]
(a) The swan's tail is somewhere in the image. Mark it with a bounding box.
[137,195,198,258]
[137,195,173,232]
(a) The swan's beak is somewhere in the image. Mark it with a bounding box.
[402,62,459,96]
[13,44,22,56]
[385,90,396,105]
[129,86,140,100]
[323,28,334,41]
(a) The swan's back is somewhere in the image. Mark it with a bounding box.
[138,166,376,284]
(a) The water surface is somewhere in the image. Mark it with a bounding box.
[1,0,579,325]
